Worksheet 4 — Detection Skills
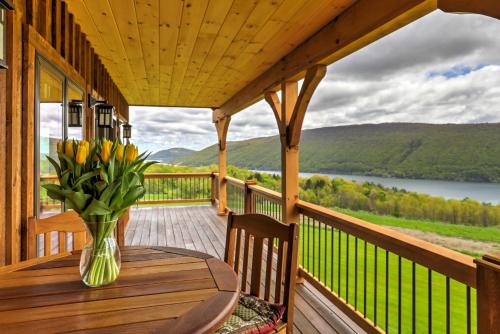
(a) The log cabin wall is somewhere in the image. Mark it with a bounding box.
[1,0,130,265]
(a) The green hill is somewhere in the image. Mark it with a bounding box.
[175,123,500,182]
[150,147,195,163]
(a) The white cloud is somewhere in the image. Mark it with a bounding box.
[131,11,500,153]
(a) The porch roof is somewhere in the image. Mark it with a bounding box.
[63,0,493,114]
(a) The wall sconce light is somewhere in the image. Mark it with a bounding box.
[0,0,14,69]
[96,103,114,128]
[122,123,132,139]
[68,100,83,127]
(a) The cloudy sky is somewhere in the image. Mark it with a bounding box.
[130,11,500,153]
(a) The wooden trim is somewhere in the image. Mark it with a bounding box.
[218,0,436,116]
[21,25,36,262]
[297,200,477,287]
[299,268,383,334]
[26,24,85,88]
[438,0,500,19]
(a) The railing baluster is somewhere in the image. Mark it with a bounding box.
[466,286,471,334]
[386,250,389,332]
[364,240,367,318]
[374,245,378,327]
[338,229,341,297]
[346,233,350,304]
[313,219,316,277]
[355,237,358,310]
[331,225,334,291]
[412,261,416,334]
[428,269,432,334]
[398,256,402,334]
[446,277,450,334]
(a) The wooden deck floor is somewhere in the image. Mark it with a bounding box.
[125,205,365,334]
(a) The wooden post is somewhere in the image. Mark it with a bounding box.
[244,180,257,214]
[213,111,230,216]
[210,173,217,206]
[264,65,326,225]
[475,254,500,334]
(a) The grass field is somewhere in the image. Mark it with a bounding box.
[299,223,476,334]
[335,207,500,244]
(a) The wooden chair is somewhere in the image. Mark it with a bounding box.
[27,211,87,259]
[224,212,299,334]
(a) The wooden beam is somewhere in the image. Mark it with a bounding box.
[51,0,61,53]
[264,91,283,137]
[438,0,500,19]
[214,114,231,215]
[219,0,436,116]
[288,65,326,147]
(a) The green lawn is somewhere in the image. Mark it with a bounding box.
[299,223,476,334]
[335,208,500,244]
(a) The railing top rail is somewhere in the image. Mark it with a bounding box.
[145,172,214,178]
[40,175,59,180]
[297,199,477,287]
[248,184,282,202]
[224,176,245,188]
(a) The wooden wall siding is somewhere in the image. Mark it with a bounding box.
[64,0,355,107]
[0,0,130,264]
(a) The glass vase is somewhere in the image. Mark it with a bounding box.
[79,219,121,287]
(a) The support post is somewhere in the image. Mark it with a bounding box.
[244,180,257,214]
[264,65,326,225]
[213,111,230,216]
[210,173,217,206]
[475,254,500,334]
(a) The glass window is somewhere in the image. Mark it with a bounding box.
[35,56,86,217]
[37,59,64,216]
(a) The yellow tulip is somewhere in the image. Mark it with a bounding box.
[116,144,125,161]
[101,140,113,163]
[75,141,88,165]
[125,144,138,162]
[65,140,74,158]
[56,141,63,155]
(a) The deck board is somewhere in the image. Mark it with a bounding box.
[127,205,366,334]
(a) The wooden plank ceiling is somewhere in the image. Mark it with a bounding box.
[65,0,355,107]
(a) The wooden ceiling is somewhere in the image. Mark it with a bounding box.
[65,0,355,107]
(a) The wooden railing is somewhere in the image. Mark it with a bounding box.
[141,173,217,205]
[39,175,62,212]
[41,172,219,207]
[223,176,490,334]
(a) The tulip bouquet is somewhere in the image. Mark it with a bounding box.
[44,138,155,287]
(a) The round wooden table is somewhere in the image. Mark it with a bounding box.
[0,246,239,333]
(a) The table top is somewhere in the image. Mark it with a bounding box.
[0,246,239,334]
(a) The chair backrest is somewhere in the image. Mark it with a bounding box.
[27,211,86,259]
[224,212,299,325]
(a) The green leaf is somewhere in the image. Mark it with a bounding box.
[46,156,62,178]
[66,190,92,212]
[119,186,145,210]
[100,181,120,205]
[72,171,98,190]
[81,198,112,220]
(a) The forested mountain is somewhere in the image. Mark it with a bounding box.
[174,123,500,182]
[149,147,195,163]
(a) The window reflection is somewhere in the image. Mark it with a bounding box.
[38,60,64,216]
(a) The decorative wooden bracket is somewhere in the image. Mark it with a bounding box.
[438,0,500,19]
[213,109,231,151]
[265,64,326,148]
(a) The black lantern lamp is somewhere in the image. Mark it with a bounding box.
[0,0,14,69]
[122,123,132,140]
[95,103,115,129]
[68,100,83,127]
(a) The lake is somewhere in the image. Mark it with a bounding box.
[254,170,500,204]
